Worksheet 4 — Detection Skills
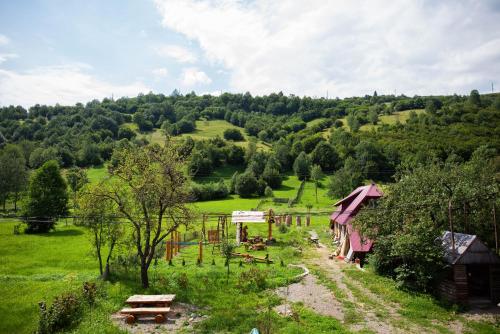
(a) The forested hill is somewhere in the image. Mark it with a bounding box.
[0,90,499,184]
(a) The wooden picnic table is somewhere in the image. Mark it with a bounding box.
[125,294,176,308]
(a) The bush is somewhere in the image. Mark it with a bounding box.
[190,180,229,201]
[235,172,258,197]
[264,186,273,197]
[223,128,244,141]
[237,268,268,292]
[37,292,82,334]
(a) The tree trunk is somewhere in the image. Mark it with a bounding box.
[95,231,103,276]
[315,183,318,203]
[140,261,149,288]
[14,192,18,211]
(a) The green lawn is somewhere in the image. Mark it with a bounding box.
[0,218,345,334]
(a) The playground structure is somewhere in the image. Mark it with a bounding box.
[164,210,311,264]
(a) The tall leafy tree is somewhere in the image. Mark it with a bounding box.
[310,142,340,172]
[66,167,89,210]
[0,144,28,210]
[293,151,311,181]
[24,160,68,232]
[311,165,323,203]
[96,143,192,288]
[77,183,123,280]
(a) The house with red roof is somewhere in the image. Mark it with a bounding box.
[330,183,383,263]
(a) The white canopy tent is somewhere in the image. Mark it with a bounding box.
[231,211,266,244]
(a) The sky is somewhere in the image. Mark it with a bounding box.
[0,0,499,108]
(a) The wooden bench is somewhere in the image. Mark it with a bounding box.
[120,307,171,324]
[125,294,176,308]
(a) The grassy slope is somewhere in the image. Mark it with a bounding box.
[131,120,270,151]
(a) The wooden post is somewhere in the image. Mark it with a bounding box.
[306,215,311,226]
[198,240,203,263]
[449,199,455,253]
[166,240,171,260]
[493,202,498,255]
[171,232,176,256]
[176,231,180,253]
[202,214,207,242]
[225,215,229,241]
[268,209,274,240]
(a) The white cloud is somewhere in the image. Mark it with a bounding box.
[0,53,17,64]
[155,0,500,96]
[0,34,9,46]
[156,44,197,63]
[152,67,169,77]
[181,67,212,86]
[0,64,149,108]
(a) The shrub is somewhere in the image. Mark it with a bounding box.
[235,172,258,197]
[264,186,273,198]
[237,268,268,292]
[223,128,244,141]
[190,180,229,201]
[37,292,82,334]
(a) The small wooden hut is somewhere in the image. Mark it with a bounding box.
[439,231,500,305]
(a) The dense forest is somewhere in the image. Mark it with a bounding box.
[0,89,499,205]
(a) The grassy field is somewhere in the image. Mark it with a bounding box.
[131,120,270,151]
[332,109,426,134]
[0,218,345,334]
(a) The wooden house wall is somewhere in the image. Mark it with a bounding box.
[439,265,468,304]
[490,265,500,303]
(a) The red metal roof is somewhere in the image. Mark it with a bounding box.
[330,183,382,225]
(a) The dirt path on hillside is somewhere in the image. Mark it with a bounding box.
[309,244,404,334]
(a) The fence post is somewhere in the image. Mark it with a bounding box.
[198,240,203,263]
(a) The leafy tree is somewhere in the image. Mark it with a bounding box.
[224,145,245,165]
[0,144,29,211]
[66,167,89,209]
[264,186,273,198]
[468,89,481,106]
[229,171,239,194]
[222,241,236,283]
[346,114,360,132]
[29,147,59,169]
[77,184,123,279]
[310,142,340,172]
[327,157,363,198]
[117,127,136,140]
[223,128,244,141]
[246,151,267,176]
[188,151,213,177]
[24,160,69,233]
[293,151,311,181]
[235,172,258,197]
[368,109,379,124]
[98,143,193,288]
[0,130,6,148]
[262,167,282,189]
[77,143,102,167]
[311,165,323,203]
